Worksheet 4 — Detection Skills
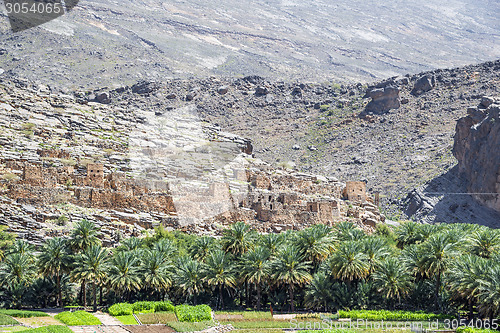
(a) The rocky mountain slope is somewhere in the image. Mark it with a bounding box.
[0,77,384,245]
[82,60,499,222]
[0,0,498,89]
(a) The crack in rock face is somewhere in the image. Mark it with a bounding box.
[4,0,79,32]
[128,104,250,226]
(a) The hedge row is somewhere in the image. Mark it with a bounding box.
[0,309,48,318]
[54,311,101,326]
[174,304,212,322]
[108,301,174,316]
[338,310,453,321]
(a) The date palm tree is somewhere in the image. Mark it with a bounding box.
[361,237,391,274]
[116,237,145,253]
[241,246,271,310]
[38,237,72,307]
[420,233,458,311]
[271,245,312,312]
[141,249,173,300]
[305,272,332,312]
[175,257,204,305]
[69,219,100,252]
[108,251,141,300]
[328,241,369,286]
[295,225,336,267]
[221,222,256,256]
[203,250,235,309]
[336,222,365,242]
[72,245,109,312]
[260,233,284,257]
[0,252,36,308]
[467,229,500,258]
[6,239,35,257]
[447,254,489,318]
[477,263,500,320]
[189,236,217,262]
[69,219,100,307]
[372,258,413,308]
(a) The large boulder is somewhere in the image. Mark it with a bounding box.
[453,99,500,213]
[411,75,435,96]
[364,86,400,114]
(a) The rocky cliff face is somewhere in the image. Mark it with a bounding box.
[0,77,383,245]
[453,98,500,213]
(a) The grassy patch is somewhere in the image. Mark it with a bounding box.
[54,311,101,326]
[136,312,177,324]
[0,327,28,333]
[220,319,295,329]
[166,321,215,332]
[0,314,19,325]
[339,310,453,321]
[114,315,137,325]
[22,326,73,333]
[215,311,271,319]
[0,310,48,318]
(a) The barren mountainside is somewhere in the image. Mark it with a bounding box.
[0,0,498,89]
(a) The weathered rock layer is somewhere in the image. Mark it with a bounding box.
[453,98,500,213]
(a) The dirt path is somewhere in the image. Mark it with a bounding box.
[69,326,130,333]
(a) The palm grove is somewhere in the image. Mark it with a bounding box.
[0,220,499,319]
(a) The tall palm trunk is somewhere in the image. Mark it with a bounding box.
[288,284,295,313]
[435,272,441,311]
[92,280,97,312]
[219,284,224,310]
[256,284,262,311]
[56,273,62,308]
[82,280,87,307]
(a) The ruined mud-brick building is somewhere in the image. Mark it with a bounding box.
[1,132,384,244]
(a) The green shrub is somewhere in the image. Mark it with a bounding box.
[175,304,212,322]
[23,326,73,333]
[108,303,133,316]
[54,311,101,325]
[456,328,498,333]
[0,309,48,318]
[132,301,155,314]
[338,310,453,321]
[0,313,19,325]
[154,301,175,312]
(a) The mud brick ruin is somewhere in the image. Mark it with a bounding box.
[0,127,385,245]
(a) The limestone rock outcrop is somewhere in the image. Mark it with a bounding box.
[364,86,400,114]
[453,99,500,213]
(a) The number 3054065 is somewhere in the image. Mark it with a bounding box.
[5,2,63,14]
[444,319,498,330]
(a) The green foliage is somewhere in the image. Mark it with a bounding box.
[108,302,133,316]
[114,315,137,325]
[338,310,453,321]
[109,301,174,316]
[22,326,73,333]
[154,301,175,312]
[0,309,48,318]
[54,311,101,325]
[0,313,19,325]
[132,301,155,313]
[456,328,498,333]
[175,304,212,322]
